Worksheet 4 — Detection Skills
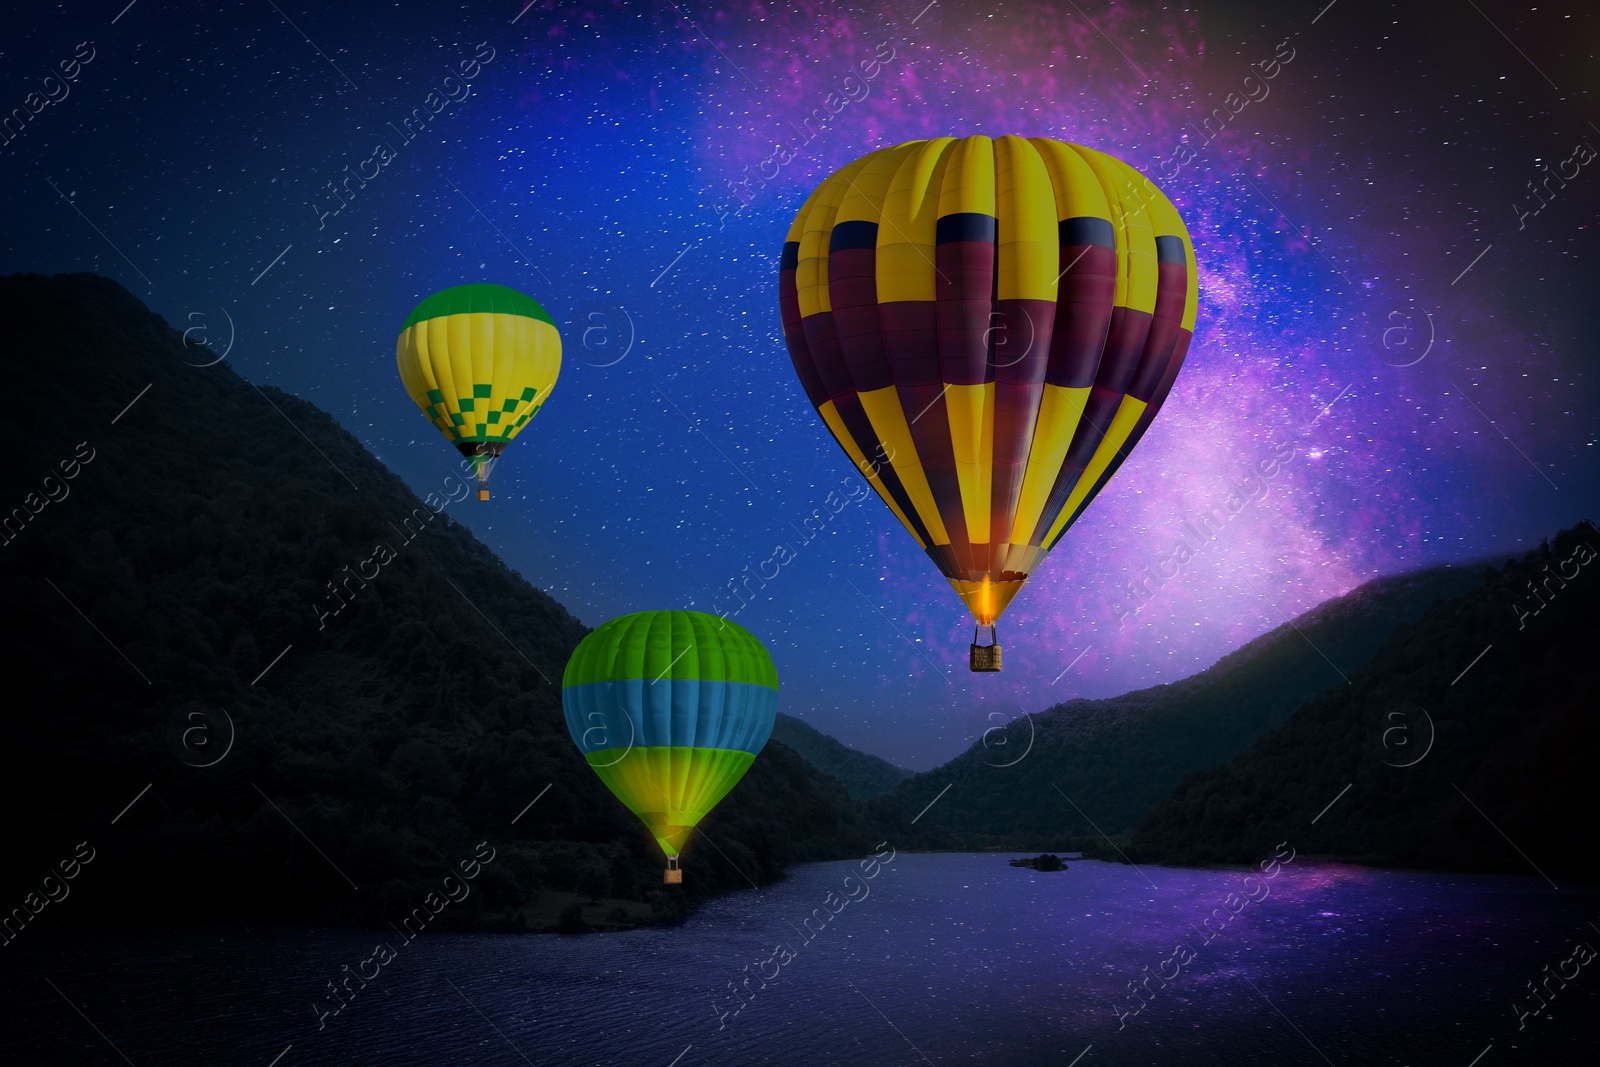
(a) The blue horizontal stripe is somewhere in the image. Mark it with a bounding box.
[562,678,778,755]
[935,212,997,244]
[829,220,880,253]
[1059,216,1116,249]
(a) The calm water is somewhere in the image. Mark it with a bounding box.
[3,854,1596,1065]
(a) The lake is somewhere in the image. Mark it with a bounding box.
[3,853,1596,1065]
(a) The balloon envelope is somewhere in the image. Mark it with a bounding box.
[562,611,778,862]
[778,136,1198,627]
[395,283,561,492]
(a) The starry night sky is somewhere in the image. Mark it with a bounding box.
[4,0,1596,768]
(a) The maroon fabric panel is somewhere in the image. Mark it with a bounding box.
[1148,328,1192,414]
[802,310,854,402]
[831,391,935,548]
[914,383,975,577]
[1022,306,1153,544]
[829,246,893,394]
[779,267,827,409]
[1048,327,1193,550]
[880,301,942,388]
[877,299,974,579]
[989,297,1055,547]
[935,239,996,386]
[1046,245,1117,388]
[1127,260,1190,402]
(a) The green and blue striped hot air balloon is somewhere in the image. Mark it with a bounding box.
[562,611,778,881]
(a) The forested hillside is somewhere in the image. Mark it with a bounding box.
[0,273,877,932]
[1124,521,1600,882]
[771,712,912,799]
[876,564,1481,848]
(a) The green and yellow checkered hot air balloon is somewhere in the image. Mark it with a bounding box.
[396,283,562,500]
[562,612,779,883]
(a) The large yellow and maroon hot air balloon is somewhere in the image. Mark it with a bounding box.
[396,283,562,501]
[778,136,1197,671]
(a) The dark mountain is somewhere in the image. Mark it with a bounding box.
[1124,521,1600,883]
[9,272,1582,939]
[0,273,877,934]
[770,712,912,799]
[874,564,1483,848]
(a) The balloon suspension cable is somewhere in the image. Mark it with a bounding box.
[468,448,493,501]
[970,623,1002,673]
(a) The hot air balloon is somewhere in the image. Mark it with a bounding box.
[396,283,561,501]
[562,611,778,883]
[778,136,1198,671]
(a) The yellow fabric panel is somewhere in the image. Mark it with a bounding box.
[446,313,475,431]
[878,137,955,303]
[1182,221,1198,332]
[521,320,558,386]
[818,400,929,549]
[855,385,952,545]
[937,135,997,219]
[395,313,561,443]
[1041,394,1149,544]
[994,135,1058,302]
[795,157,870,318]
[396,328,431,410]
[985,133,1062,302]
[478,311,503,413]
[1069,146,1157,313]
[405,319,458,436]
[1028,137,1112,221]
[836,142,918,225]
[1010,384,1091,545]
[1103,152,1159,315]
[1114,158,1198,332]
[948,578,1025,627]
[784,181,827,245]
[587,747,757,859]
[946,382,995,544]
[416,320,453,412]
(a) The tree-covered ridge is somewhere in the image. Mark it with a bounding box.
[0,272,875,933]
[873,564,1482,849]
[1124,522,1600,882]
[5,272,1590,942]
[769,713,912,799]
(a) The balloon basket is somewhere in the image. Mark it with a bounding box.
[969,624,1001,673]
[477,487,490,501]
[664,856,682,884]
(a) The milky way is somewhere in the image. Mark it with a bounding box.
[3,0,1594,765]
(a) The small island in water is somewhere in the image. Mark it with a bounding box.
[1009,854,1068,872]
